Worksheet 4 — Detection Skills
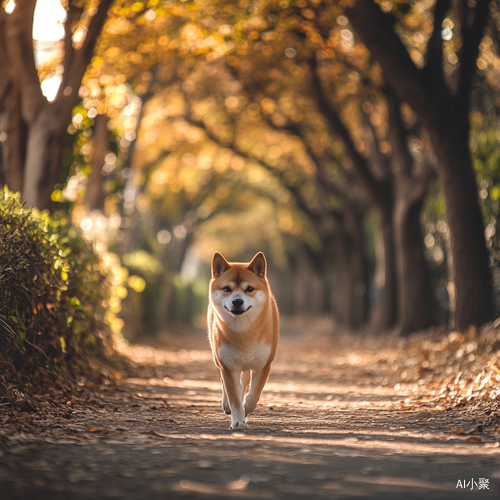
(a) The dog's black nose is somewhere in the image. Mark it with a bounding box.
[232,298,244,308]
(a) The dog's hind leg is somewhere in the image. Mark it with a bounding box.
[241,370,251,399]
[221,378,231,414]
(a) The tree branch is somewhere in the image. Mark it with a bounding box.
[308,58,391,206]
[456,0,491,116]
[57,0,114,118]
[4,0,46,123]
[63,4,84,78]
[424,0,452,77]
[0,10,10,106]
[183,110,322,222]
[384,86,435,204]
[345,0,431,120]
[359,108,391,181]
[384,86,413,180]
[258,111,369,233]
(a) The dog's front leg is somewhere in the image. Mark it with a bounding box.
[220,378,231,414]
[220,366,246,429]
[244,363,271,416]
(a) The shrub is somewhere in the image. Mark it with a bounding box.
[0,190,123,395]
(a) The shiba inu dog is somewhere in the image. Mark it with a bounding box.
[207,252,279,429]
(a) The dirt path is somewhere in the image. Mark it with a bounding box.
[1,318,500,499]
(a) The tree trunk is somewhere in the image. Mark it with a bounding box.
[86,114,109,211]
[0,87,26,192]
[377,211,398,329]
[320,264,335,315]
[346,238,369,329]
[345,211,370,328]
[22,109,63,210]
[394,196,435,335]
[430,120,494,327]
[331,227,369,329]
[332,234,351,325]
[385,85,436,335]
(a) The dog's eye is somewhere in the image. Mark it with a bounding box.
[222,286,231,292]
[246,286,254,292]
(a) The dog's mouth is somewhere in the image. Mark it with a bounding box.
[226,306,252,316]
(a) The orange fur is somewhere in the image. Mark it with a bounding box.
[207,252,279,429]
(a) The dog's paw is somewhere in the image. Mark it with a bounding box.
[230,420,248,430]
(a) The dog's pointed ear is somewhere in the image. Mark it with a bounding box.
[212,252,230,278]
[248,252,266,277]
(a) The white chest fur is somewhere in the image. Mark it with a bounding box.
[218,342,272,371]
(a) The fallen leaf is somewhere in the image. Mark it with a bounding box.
[467,436,482,443]
[89,426,100,433]
[487,361,500,375]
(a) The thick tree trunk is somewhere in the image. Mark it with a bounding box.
[394,197,435,335]
[430,121,494,327]
[332,234,351,325]
[385,86,436,335]
[332,228,369,329]
[0,87,26,192]
[346,235,369,329]
[377,212,398,330]
[22,109,63,210]
[320,263,335,315]
[345,211,370,329]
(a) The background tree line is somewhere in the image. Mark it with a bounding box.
[2,0,500,339]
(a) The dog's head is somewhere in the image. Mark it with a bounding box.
[209,252,269,326]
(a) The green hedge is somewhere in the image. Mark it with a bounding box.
[0,190,123,394]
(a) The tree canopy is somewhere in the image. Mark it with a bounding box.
[2,0,500,335]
